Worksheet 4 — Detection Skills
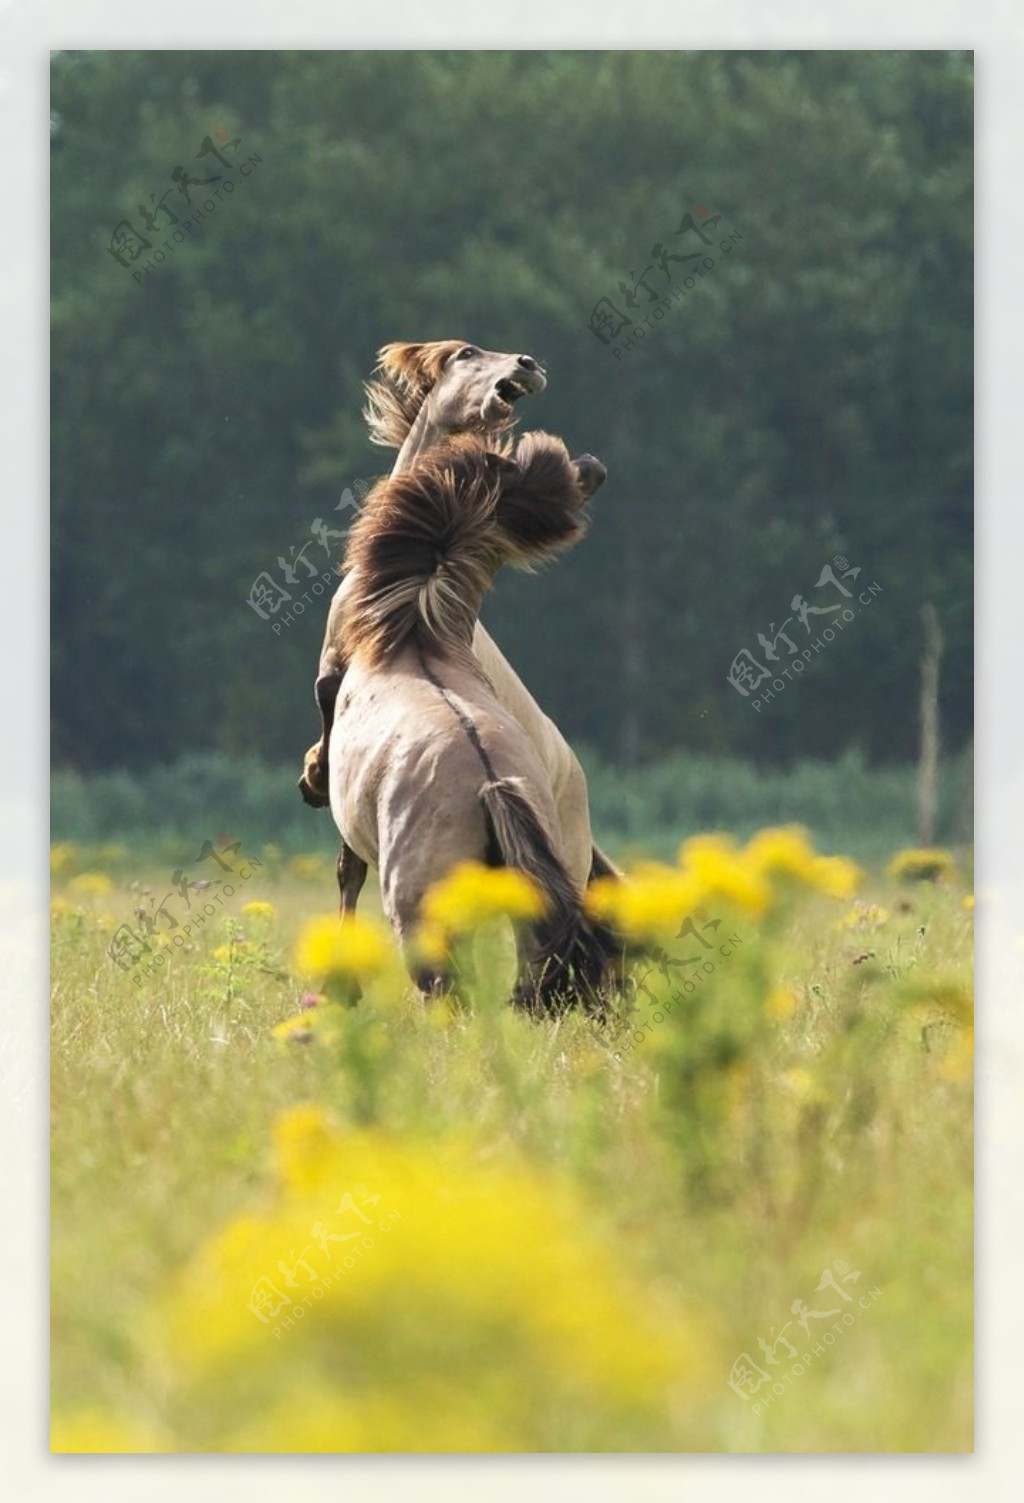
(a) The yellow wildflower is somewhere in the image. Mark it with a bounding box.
[937,1027,974,1084]
[779,1066,826,1104]
[743,825,819,880]
[413,919,450,966]
[96,843,128,865]
[271,1007,343,1046]
[840,903,891,930]
[240,900,276,920]
[294,913,391,979]
[765,985,798,1022]
[963,894,974,911]
[887,847,956,884]
[50,1409,165,1454]
[151,1110,706,1452]
[68,871,114,898]
[422,862,546,935]
[49,842,78,877]
[585,864,698,939]
[679,838,770,917]
[806,854,862,899]
[287,853,332,881]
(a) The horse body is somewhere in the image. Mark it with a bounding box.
[330,647,562,945]
[300,339,615,899]
[324,431,610,1008]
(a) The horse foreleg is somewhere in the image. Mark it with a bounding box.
[298,669,342,807]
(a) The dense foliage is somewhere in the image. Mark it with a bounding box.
[51,50,972,772]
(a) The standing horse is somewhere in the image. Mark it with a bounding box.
[327,430,609,1011]
[300,340,619,897]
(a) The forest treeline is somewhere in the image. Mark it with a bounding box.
[51,50,973,773]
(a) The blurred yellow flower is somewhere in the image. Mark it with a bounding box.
[68,871,114,898]
[779,1066,826,1104]
[744,826,861,901]
[50,842,78,877]
[887,847,956,884]
[937,1027,974,1084]
[271,1008,343,1046]
[50,1409,165,1454]
[679,839,770,917]
[806,854,862,899]
[963,894,974,911]
[96,843,128,865]
[294,913,391,979]
[744,824,819,880]
[840,902,891,930]
[422,862,546,935]
[585,863,698,938]
[287,853,332,881]
[241,900,276,920]
[413,919,450,966]
[146,1108,705,1451]
[765,985,798,1022]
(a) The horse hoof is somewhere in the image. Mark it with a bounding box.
[573,454,607,497]
[297,771,330,808]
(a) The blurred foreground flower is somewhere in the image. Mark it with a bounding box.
[294,913,392,981]
[421,861,546,938]
[77,1105,706,1452]
[587,862,698,936]
[587,825,860,940]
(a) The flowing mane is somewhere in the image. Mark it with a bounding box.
[340,432,592,670]
[362,340,468,448]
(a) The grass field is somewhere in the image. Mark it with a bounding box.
[50,828,973,1453]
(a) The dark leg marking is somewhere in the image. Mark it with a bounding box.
[337,840,368,916]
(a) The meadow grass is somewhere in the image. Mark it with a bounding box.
[50,833,973,1453]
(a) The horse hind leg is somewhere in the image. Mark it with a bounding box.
[337,840,368,916]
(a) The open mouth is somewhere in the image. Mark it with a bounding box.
[495,376,534,403]
[481,364,546,426]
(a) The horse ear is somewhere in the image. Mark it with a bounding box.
[376,342,427,388]
[376,340,467,394]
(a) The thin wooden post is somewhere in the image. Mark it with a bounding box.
[917,603,943,845]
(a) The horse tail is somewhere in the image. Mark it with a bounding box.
[479,778,608,1012]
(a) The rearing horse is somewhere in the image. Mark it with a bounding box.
[327,430,610,1011]
[300,340,619,898]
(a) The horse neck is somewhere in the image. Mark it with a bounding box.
[393,397,451,474]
